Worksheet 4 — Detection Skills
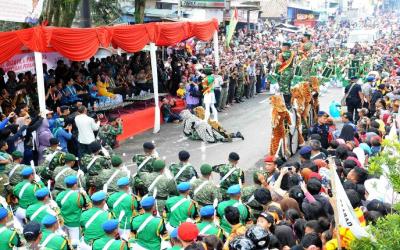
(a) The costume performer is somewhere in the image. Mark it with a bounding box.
[276,42,295,109]
[202,66,218,122]
[270,95,291,156]
[180,110,224,143]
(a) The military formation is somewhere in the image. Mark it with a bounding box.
[0,139,276,249]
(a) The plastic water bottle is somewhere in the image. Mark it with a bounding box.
[93,101,98,111]
[88,102,92,110]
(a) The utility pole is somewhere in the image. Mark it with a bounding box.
[81,0,91,27]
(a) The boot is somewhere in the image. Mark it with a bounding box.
[236,132,244,140]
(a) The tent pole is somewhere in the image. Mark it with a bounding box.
[150,43,160,133]
[34,52,46,113]
[213,31,220,68]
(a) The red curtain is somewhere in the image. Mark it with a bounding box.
[0,19,218,65]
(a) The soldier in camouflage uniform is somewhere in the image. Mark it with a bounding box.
[4,151,26,188]
[235,65,245,103]
[52,153,85,196]
[97,117,123,149]
[0,140,12,197]
[190,164,222,207]
[132,142,158,174]
[212,152,244,200]
[298,33,314,81]
[93,155,130,193]
[276,42,295,108]
[80,141,111,194]
[168,150,198,184]
[134,159,178,215]
[41,138,66,182]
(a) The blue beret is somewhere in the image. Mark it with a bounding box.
[299,146,312,155]
[41,215,57,226]
[64,175,78,185]
[140,196,155,208]
[35,188,49,198]
[170,228,178,238]
[200,205,215,217]
[0,207,8,220]
[227,184,241,195]
[366,76,375,82]
[102,219,119,233]
[177,182,190,192]
[21,167,33,176]
[91,191,106,202]
[117,177,129,187]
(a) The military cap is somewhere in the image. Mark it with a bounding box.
[140,196,155,209]
[64,153,76,162]
[111,155,123,167]
[282,42,292,47]
[102,219,119,233]
[65,175,78,185]
[91,191,106,202]
[228,152,240,161]
[227,184,241,195]
[35,188,50,198]
[170,228,179,239]
[264,155,275,163]
[117,177,129,187]
[366,76,375,82]
[299,146,312,156]
[0,207,8,220]
[304,33,311,38]
[41,215,57,226]
[23,222,41,241]
[200,164,213,175]
[152,159,165,171]
[178,150,190,161]
[89,141,102,153]
[49,138,59,146]
[317,111,328,117]
[11,151,23,159]
[178,222,199,242]
[200,205,215,217]
[143,142,155,150]
[21,167,33,176]
[177,182,190,192]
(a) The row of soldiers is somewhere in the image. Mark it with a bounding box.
[0,141,273,249]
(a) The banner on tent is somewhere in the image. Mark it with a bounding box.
[0,0,44,23]
[0,52,68,76]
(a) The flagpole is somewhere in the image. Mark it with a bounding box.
[328,157,342,250]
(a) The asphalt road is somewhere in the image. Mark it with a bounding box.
[115,87,343,182]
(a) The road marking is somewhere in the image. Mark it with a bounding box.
[259,99,269,104]
[201,142,206,161]
[176,137,189,143]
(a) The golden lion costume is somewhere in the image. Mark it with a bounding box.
[310,76,320,124]
[290,86,305,146]
[300,82,312,127]
[270,95,291,156]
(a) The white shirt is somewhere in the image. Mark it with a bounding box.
[74,113,100,144]
[214,75,223,88]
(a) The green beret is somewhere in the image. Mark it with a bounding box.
[64,153,76,162]
[200,164,212,175]
[304,33,311,38]
[152,159,165,171]
[111,155,122,167]
[12,151,23,159]
[282,42,292,48]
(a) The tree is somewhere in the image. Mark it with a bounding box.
[135,0,146,24]
[42,0,81,27]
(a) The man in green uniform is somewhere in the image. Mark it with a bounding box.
[95,155,129,193]
[167,228,183,250]
[26,188,57,224]
[165,182,197,232]
[0,207,21,249]
[168,150,198,184]
[107,177,139,241]
[134,159,178,213]
[196,205,223,239]
[92,219,128,250]
[235,65,245,103]
[298,33,314,81]
[131,196,166,249]
[52,153,85,196]
[191,163,222,207]
[13,167,44,226]
[97,117,123,149]
[0,141,12,197]
[213,152,244,199]
[216,184,249,234]
[277,42,295,108]
[79,191,112,250]
[42,138,66,182]
[56,175,90,248]
[40,215,69,250]
[4,151,25,187]
[132,142,158,174]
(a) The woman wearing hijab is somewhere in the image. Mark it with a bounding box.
[52,118,72,152]
[339,124,356,142]
[274,224,297,248]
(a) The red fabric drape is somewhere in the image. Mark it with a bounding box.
[0,19,218,65]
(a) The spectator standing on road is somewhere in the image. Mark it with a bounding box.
[74,106,99,155]
[344,76,363,122]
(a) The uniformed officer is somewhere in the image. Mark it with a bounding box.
[132,142,158,174]
[0,141,12,197]
[0,207,21,249]
[167,228,183,250]
[217,184,249,234]
[56,175,90,248]
[26,188,56,224]
[97,117,123,149]
[213,152,244,199]
[79,191,112,250]
[22,221,43,249]
[42,138,66,181]
[52,153,85,196]
[165,182,197,232]
[92,219,128,250]
[191,163,222,207]
[196,205,223,239]
[131,196,166,249]
[39,215,69,250]
[107,177,138,241]
[13,167,45,225]
[168,150,198,184]
[276,41,295,108]
[4,151,26,188]
[96,155,130,193]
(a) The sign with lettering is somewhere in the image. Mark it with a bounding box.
[181,0,225,8]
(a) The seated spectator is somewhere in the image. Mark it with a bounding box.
[63,78,81,105]
[161,98,181,123]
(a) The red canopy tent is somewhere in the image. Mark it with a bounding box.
[0,19,219,134]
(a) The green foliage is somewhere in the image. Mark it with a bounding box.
[90,0,121,26]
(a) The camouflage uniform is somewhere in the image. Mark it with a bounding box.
[277,50,294,94]
[97,123,122,149]
[41,148,66,182]
[241,184,265,221]
[132,154,156,174]
[80,154,111,192]
[236,70,245,100]
[4,163,26,187]
[213,164,244,199]
[52,165,86,195]
[168,162,198,184]
[93,166,130,193]
[0,151,12,196]
[299,41,313,81]
[190,178,222,207]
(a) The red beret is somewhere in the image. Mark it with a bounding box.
[178,222,199,242]
[264,155,275,163]
[309,172,322,181]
